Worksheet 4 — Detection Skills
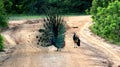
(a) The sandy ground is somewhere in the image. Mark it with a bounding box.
[0,16,120,67]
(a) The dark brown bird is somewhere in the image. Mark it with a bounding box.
[73,32,80,48]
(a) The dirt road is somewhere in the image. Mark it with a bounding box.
[0,16,120,67]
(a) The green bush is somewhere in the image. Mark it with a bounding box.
[0,34,5,50]
[0,0,6,51]
[90,0,115,19]
[90,1,120,44]
[0,0,8,29]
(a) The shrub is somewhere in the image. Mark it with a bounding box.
[90,1,120,44]
[0,0,8,29]
[90,0,115,20]
[0,34,5,51]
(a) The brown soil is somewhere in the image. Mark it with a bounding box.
[0,16,120,67]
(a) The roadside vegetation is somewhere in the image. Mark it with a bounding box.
[0,0,8,29]
[90,0,120,45]
[3,0,92,20]
[0,34,4,51]
[4,0,92,15]
[0,0,7,50]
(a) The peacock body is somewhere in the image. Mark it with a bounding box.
[37,8,66,51]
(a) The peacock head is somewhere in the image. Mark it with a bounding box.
[73,32,76,35]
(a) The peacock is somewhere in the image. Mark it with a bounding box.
[73,32,80,48]
[36,8,66,51]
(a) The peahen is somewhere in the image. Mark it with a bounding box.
[73,32,80,48]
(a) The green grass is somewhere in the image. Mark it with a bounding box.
[8,13,88,21]
[8,14,45,20]
[63,12,88,16]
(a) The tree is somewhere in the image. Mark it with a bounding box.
[36,8,66,51]
[28,0,47,14]
[4,0,13,14]
[4,0,92,14]
[0,0,8,29]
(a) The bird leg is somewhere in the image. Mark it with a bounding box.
[57,48,61,51]
[57,48,59,51]
[74,43,77,48]
[58,48,61,51]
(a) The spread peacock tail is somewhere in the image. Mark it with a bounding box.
[37,8,66,50]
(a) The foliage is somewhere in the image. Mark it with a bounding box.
[3,0,92,14]
[0,0,8,29]
[36,8,66,50]
[4,0,13,13]
[0,34,5,50]
[90,0,115,20]
[90,0,120,44]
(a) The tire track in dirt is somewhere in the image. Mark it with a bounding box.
[0,20,70,67]
[65,16,113,67]
[80,21,120,66]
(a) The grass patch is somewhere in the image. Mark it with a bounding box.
[63,12,88,16]
[8,13,88,21]
[8,14,45,20]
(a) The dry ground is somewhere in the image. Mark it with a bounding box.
[0,16,120,67]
